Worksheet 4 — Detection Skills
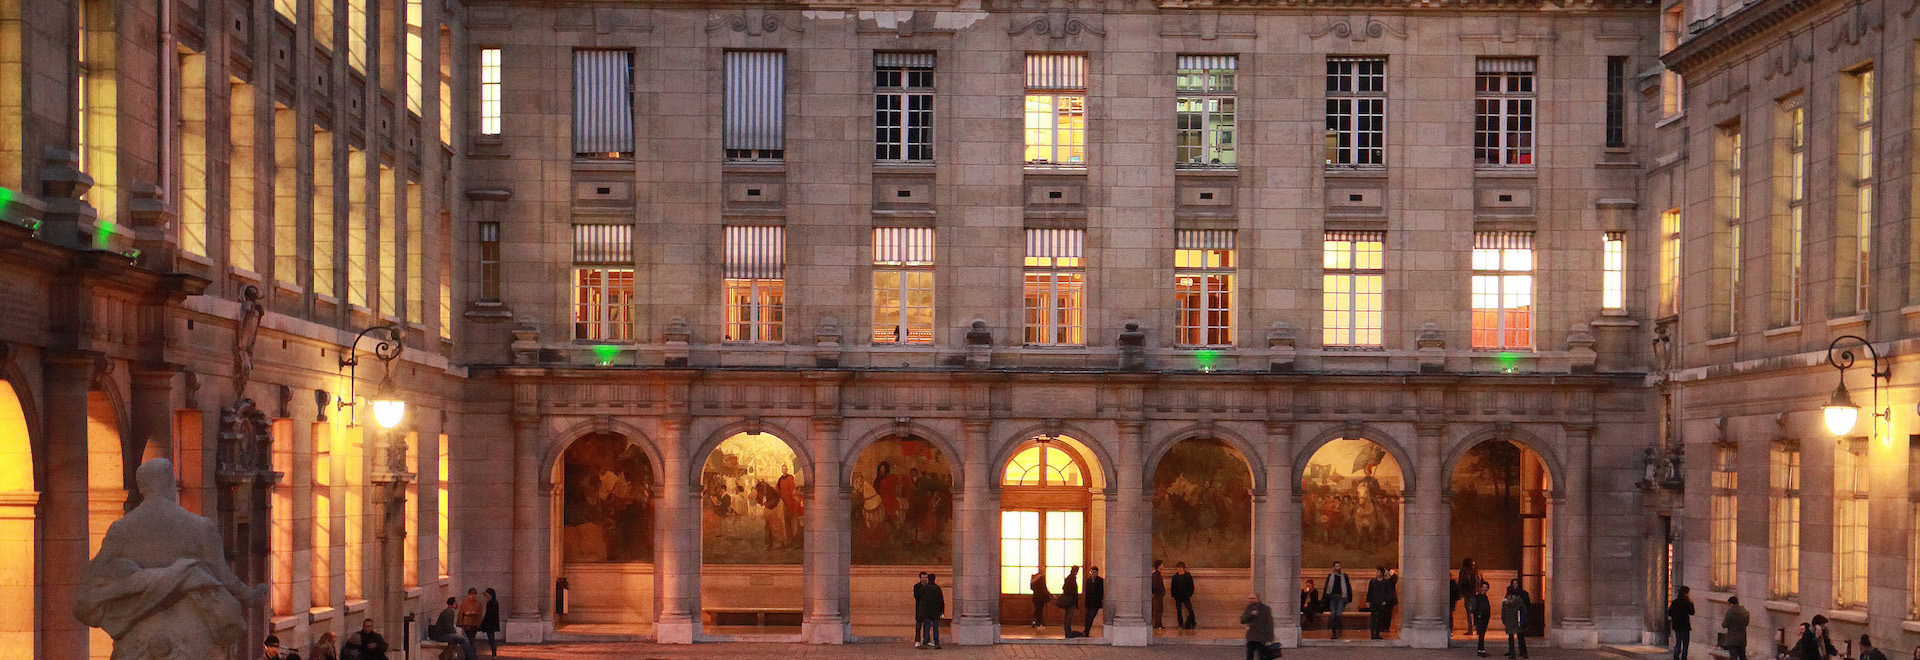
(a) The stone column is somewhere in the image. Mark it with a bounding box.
[505,383,547,642]
[1555,424,1597,648]
[1401,422,1451,648]
[1260,422,1300,646]
[42,351,99,660]
[653,414,697,643]
[952,419,997,644]
[129,364,177,465]
[804,417,848,643]
[1106,421,1150,645]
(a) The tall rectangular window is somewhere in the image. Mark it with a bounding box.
[1475,58,1535,167]
[1471,231,1534,350]
[1325,57,1385,169]
[1661,6,1684,116]
[275,0,296,23]
[378,166,397,317]
[479,47,502,136]
[725,226,785,343]
[1776,101,1807,326]
[572,224,634,342]
[1659,209,1680,317]
[405,0,424,115]
[478,222,500,302]
[872,227,934,345]
[346,147,368,308]
[405,182,422,324]
[1717,126,1744,335]
[229,81,258,273]
[1834,441,1868,608]
[874,52,934,162]
[272,105,298,282]
[310,421,333,607]
[437,433,450,578]
[181,53,209,256]
[573,50,634,158]
[1176,230,1236,347]
[1768,443,1800,598]
[341,426,362,600]
[75,0,115,238]
[1603,232,1626,310]
[1024,228,1086,346]
[1323,230,1384,348]
[403,431,418,589]
[1025,53,1086,167]
[1176,55,1237,169]
[438,210,452,340]
[1606,56,1628,148]
[313,130,336,298]
[347,0,366,71]
[725,51,785,161]
[270,420,293,615]
[1845,69,1875,314]
[1710,445,1738,590]
[315,0,334,51]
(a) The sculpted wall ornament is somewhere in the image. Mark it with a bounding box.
[1308,15,1407,41]
[707,8,805,35]
[1008,11,1106,38]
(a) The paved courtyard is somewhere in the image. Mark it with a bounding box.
[491,641,1657,660]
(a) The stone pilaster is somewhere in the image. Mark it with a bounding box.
[1107,421,1150,646]
[952,419,997,645]
[1554,424,1598,648]
[1401,422,1451,648]
[129,364,178,465]
[803,417,848,643]
[653,414,697,643]
[505,381,547,642]
[42,351,100,660]
[1260,422,1300,647]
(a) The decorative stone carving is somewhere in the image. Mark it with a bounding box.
[815,316,843,368]
[663,317,692,368]
[183,370,202,409]
[1416,322,1446,374]
[1266,322,1296,372]
[707,8,804,35]
[1566,324,1597,374]
[510,317,541,366]
[232,285,264,405]
[1118,322,1146,371]
[1308,15,1406,42]
[965,320,992,368]
[74,458,262,659]
[1008,11,1104,38]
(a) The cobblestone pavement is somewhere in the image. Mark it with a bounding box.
[492,641,1640,660]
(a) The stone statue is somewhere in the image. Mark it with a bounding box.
[73,458,263,659]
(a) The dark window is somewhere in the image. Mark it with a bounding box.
[1606,56,1628,148]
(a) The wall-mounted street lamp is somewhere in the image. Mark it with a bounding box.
[339,325,407,430]
[1822,335,1889,438]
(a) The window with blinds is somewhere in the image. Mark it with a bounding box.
[1175,229,1235,347]
[1471,231,1534,350]
[1024,228,1085,345]
[1474,58,1535,167]
[1325,57,1385,169]
[873,227,935,345]
[1323,231,1384,348]
[572,224,634,342]
[573,50,634,158]
[726,51,786,161]
[875,52,934,162]
[725,226,785,343]
[1025,53,1087,167]
[1176,55,1236,169]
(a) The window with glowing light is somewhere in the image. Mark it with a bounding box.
[872,227,934,345]
[1834,441,1868,608]
[1000,442,1089,596]
[1471,232,1533,350]
[1025,53,1086,167]
[1176,230,1235,347]
[1768,443,1800,598]
[1709,445,1737,590]
[1603,232,1626,311]
[1324,231,1384,348]
[1177,55,1236,168]
[573,224,634,342]
[725,226,785,343]
[1024,229,1085,346]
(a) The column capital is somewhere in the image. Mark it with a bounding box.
[1414,422,1447,437]
[1263,420,1295,436]
[961,418,992,434]
[1561,422,1597,436]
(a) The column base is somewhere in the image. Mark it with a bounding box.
[1401,623,1451,649]
[1275,626,1302,648]
[1554,622,1599,649]
[952,616,997,645]
[1106,622,1151,647]
[654,616,696,644]
[504,619,550,645]
[803,616,847,644]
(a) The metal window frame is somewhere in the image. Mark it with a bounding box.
[1474,63,1535,168]
[1471,231,1536,350]
[874,53,935,162]
[1176,55,1238,169]
[572,266,634,342]
[1325,57,1386,169]
[1174,230,1236,347]
[872,227,935,345]
[1322,230,1385,348]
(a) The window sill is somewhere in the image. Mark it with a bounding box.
[232,267,264,285]
[1602,308,1630,317]
[181,251,216,269]
[1762,325,1801,338]
[310,606,338,623]
[274,280,305,297]
[723,160,786,172]
[1024,165,1086,173]
[1705,336,1736,348]
[1762,600,1800,614]
[1021,344,1089,350]
[1473,167,1537,177]
[272,614,299,631]
[1175,165,1239,174]
[873,161,935,171]
[345,599,369,614]
[1655,112,1687,129]
[1704,590,1734,603]
[1826,609,1867,624]
[1825,314,1867,329]
[1324,166,1386,175]
[1899,620,1920,634]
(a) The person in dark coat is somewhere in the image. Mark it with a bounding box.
[1365,566,1397,639]
[914,573,946,649]
[912,572,930,647]
[1787,619,1837,660]
[1668,586,1695,660]
[1171,562,1197,630]
[478,588,502,656]
[1466,581,1493,657]
[1082,567,1105,635]
[1299,578,1323,630]
[1059,566,1082,637]
[1241,593,1275,660]
[1324,562,1354,639]
[1501,579,1530,659]
[432,596,479,660]
[263,635,302,660]
[1152,560,1167,630]
[1455,558,1480,633]
[342,618,390,660]
[1720,596,1749,660]
[1858,634,1887,660]
[1029,569,1051,628]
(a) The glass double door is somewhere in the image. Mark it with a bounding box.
[999,510,1084,626]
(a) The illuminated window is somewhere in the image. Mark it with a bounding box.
[405,0,424,115]
[275,0,296,23]
[1777,100,1806,326]
[479,48,502,136]
[1717,125,1743,335]
[347,0,366,71]
[724,226,784,343]
[1325,57,1384,168]
[1177,55,1236,168]
[1323,230,1384,348]
[575,50,633,158]
[311,421,333,607]
[1471,232,1534,350]
[1834,441,1868,608]
[1659,209,1680,317]
[181,53,209,256]
[346,147,368,308]
[76,0,117,240]
[872,227,934,345]
[1176,230,1235,347]
[1603,232,1626,310]
[1003,445,1085,487]
[1024,229,1085,346]
[1846,69,1874,314]
[1768,443,1800,598]
[273,105,298,282]
[724,51,784,161]
[439,26,453,144]
[315,0,334,51]
[1709,445,1737,590]
[438,210,452,340]
[313,130,336,298]
[229,80,257,272]
[1025,53,1086,167]
[404,432,419,589]
[874,52,934,162]
[271,420,293,615]
[573,224,634,342]
[1661,6,1684,116]
[378,166,397,317]
[1474,58,1534,167]
[478,222,500,302]
[406,182,422,324]
[1000,442,1088,597]
[438,433,450,578]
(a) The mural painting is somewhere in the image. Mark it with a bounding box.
[701,433,805,564]
[850,437,953,565]
[1300,439,1403,569]
[1449,441,1536,571]
[561,433,654,563]
[1151,438,1253,568]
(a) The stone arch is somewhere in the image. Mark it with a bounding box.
[540,416,664,489]
[0,367,36,655]
[1143,423,1265,493]
[841,420,964,488]
[990,422,1115,492]
[1442,425,1565,497]
[0,355,40,492]
[689,419,813,488]
[1293,422,1417,496]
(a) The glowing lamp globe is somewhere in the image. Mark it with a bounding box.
[371,397,407,430]
[1822,383,1860,437]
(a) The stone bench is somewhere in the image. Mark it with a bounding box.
[418,639,459,660]
[703,607,804,627]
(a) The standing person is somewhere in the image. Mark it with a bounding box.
[343,618,391,660]
[1324,561,1353,639]
[1172,562,1198,630]
[1059,566,1082,637]
[1029,569,1051,628]
[1082,567,1105,636]
[457,588,484,642]
[263,635,303,660]
[1152,560,1167,630]
[1858,635,1887,660]
[478,588,501,656]
[1501,579,1530,660]
[1299,578,1323,631]
[1241,593,1275,660]
[1668,586,1695,660]
[1809,615,1836,660]
[1366,566,1395,639]
[1720,596,1749,660]
[1466,581,1492,658]
[912,572,930,648]
[310,632,339,660]
[916,573,946,649]
[1455,558,1479,632]
[432,596,480,660]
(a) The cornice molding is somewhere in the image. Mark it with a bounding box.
[1661,0,1825,75]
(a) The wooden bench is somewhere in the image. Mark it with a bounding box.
[703,607,804,627]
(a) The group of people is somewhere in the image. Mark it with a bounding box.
[1297,562,1399,640]
[1675,588,1902,660]
[912,572,946,649]
[1152,560,1199,630]
[1026,566,1107,637]
[266,587,502,660]
[261,619,392,660]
